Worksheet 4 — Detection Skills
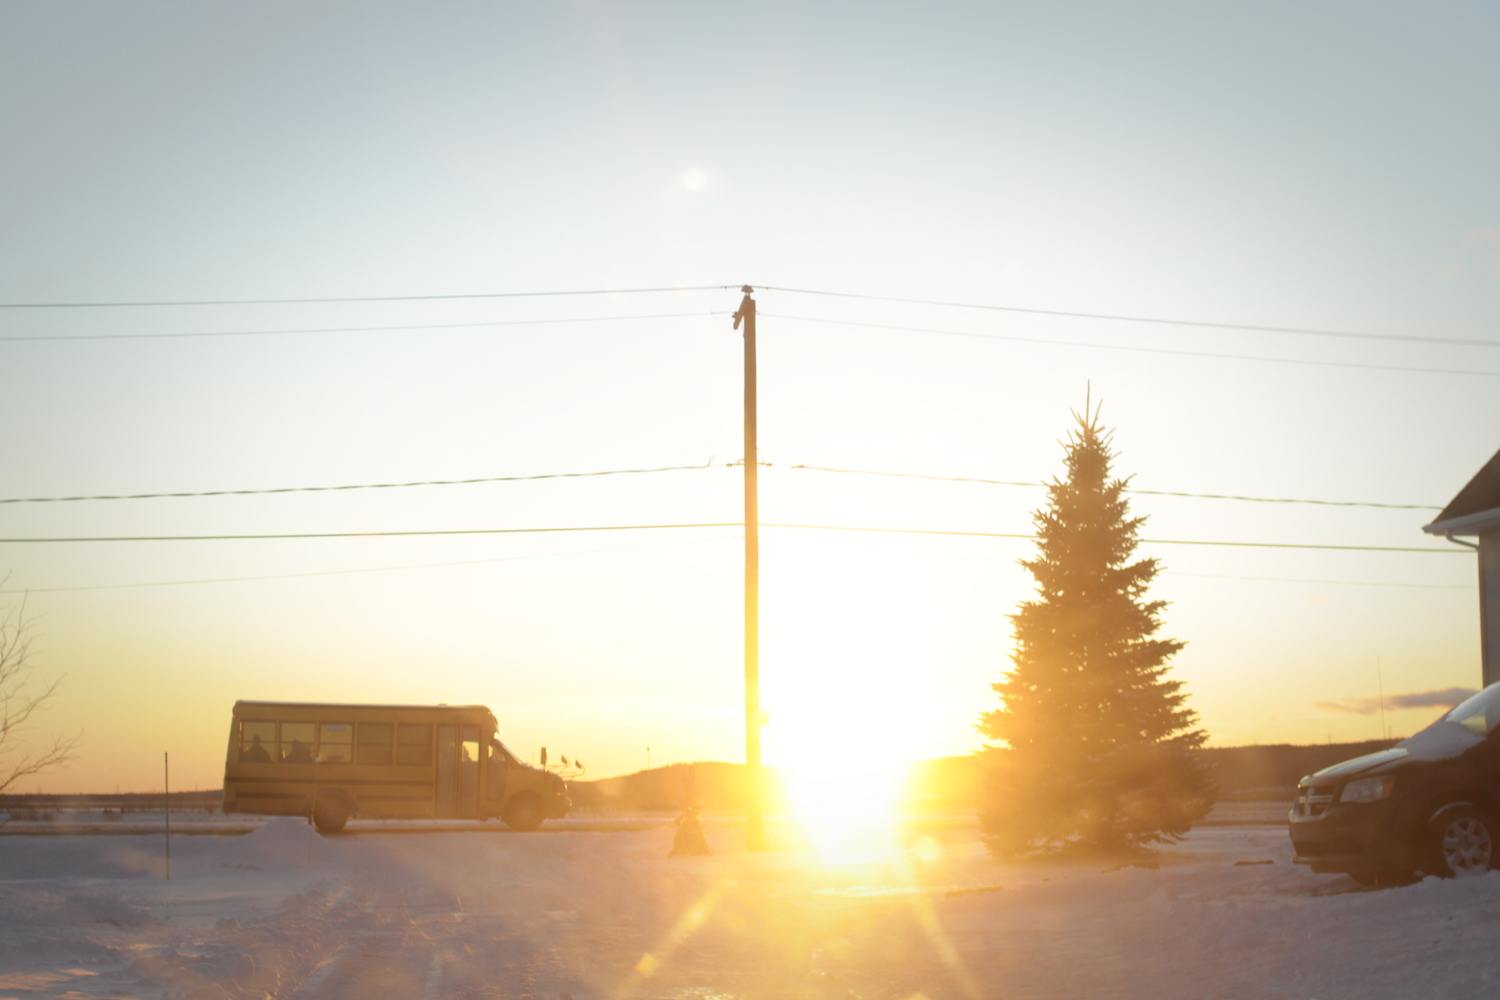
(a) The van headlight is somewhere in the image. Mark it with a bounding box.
[1338,776,1395,804]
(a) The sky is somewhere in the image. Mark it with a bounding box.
[1,1,1498,793]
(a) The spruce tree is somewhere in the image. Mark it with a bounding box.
[978,404,1213,855]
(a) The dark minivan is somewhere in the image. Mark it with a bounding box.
[1289,683,1500,885]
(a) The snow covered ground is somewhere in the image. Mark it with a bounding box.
[1,818,1496,999]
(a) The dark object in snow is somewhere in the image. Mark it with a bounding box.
[669,765,709,856]
[1233,860,1275,866]
[1291,682,1500,884]
[669,806,710,856]
[978,403,1214,856]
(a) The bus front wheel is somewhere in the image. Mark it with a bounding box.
[503,794,545,832]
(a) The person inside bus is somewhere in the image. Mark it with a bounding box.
[241,735,272,763]
[283,739,313,764]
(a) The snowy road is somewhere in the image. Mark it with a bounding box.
[3,819,1499,999]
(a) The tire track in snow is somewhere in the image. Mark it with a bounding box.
[282,873,457,1000]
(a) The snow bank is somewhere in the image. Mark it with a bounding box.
[2,824,1498,999]
[224,815,324,867]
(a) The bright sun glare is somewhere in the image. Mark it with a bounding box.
[786,758,906,860]
[764,555,928,859]
[681,167,708,191]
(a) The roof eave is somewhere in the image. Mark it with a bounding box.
[1422,507,1500,537]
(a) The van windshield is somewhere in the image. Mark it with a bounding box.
[1444,685,1500,736]
[497,739,527,765]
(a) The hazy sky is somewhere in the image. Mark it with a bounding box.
[2,2,1498,792]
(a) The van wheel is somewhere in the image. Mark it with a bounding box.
[503,795,545,832]
[1428,804,1495,877]
[313,796,350,833]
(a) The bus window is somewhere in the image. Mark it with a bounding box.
[358,722,393,765]
[397,723,432,765]
[319,722,353,763]
[280,722,314,763]
[239,721,274,763]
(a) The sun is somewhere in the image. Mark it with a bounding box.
[759,549,933,859]
[681,167,708,192]
[784,754,906,860]
[768,683,913,859]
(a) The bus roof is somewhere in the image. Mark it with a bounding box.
[234,700,494,715]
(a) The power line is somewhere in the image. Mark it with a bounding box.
[0,523,743,543]
[11,278,1487,352]
[784,464,1443,511]
[0,535,741,594]
[0,285,734,310]
[757,285,1500,351]
[0,520,1468,553]
[1,458,1434,511]
[7,533,1465,595]
[760,523,1466,553]
[0,462,718,505]
[763,312,1500,380]
[1162,572,1474,590]
[765,531,1473,587]
[0,311,721,343]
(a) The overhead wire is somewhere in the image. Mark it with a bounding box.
[783,464,1443,511]
[0,283,1464,539]
[0,462,719,505]
[761,523,1464,553]
[1162,572,1474,590]
[0,284,735,309]
[0,534,742,594]
[0,459,1438,510]
[762,530,1472,589]
[0,523,743,543]
[0,311,723,343]
[761,312,1500,379]
[6,280,1490,352]
[756,285,1500,350]
[5,531,1469,594]
[0,521,1467,553]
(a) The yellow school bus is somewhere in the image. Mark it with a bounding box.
[222,701,570,832]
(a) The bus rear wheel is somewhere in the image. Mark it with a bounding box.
[503,794,545,832]
[312,795,350,833]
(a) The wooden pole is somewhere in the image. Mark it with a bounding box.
[734,286,766,852]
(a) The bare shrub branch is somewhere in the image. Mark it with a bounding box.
[0,591,81,796]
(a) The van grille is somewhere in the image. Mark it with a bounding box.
[1295,783,1337,818]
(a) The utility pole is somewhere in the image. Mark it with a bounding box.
[734,286,766,852]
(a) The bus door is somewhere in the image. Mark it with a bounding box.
[485,739,508,812]
[435,724,482,819]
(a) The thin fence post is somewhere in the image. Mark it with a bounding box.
[164,752,170,880]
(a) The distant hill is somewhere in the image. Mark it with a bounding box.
[566,761,789,813]
[565,739,1405,813]
[3,740,1406,813]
